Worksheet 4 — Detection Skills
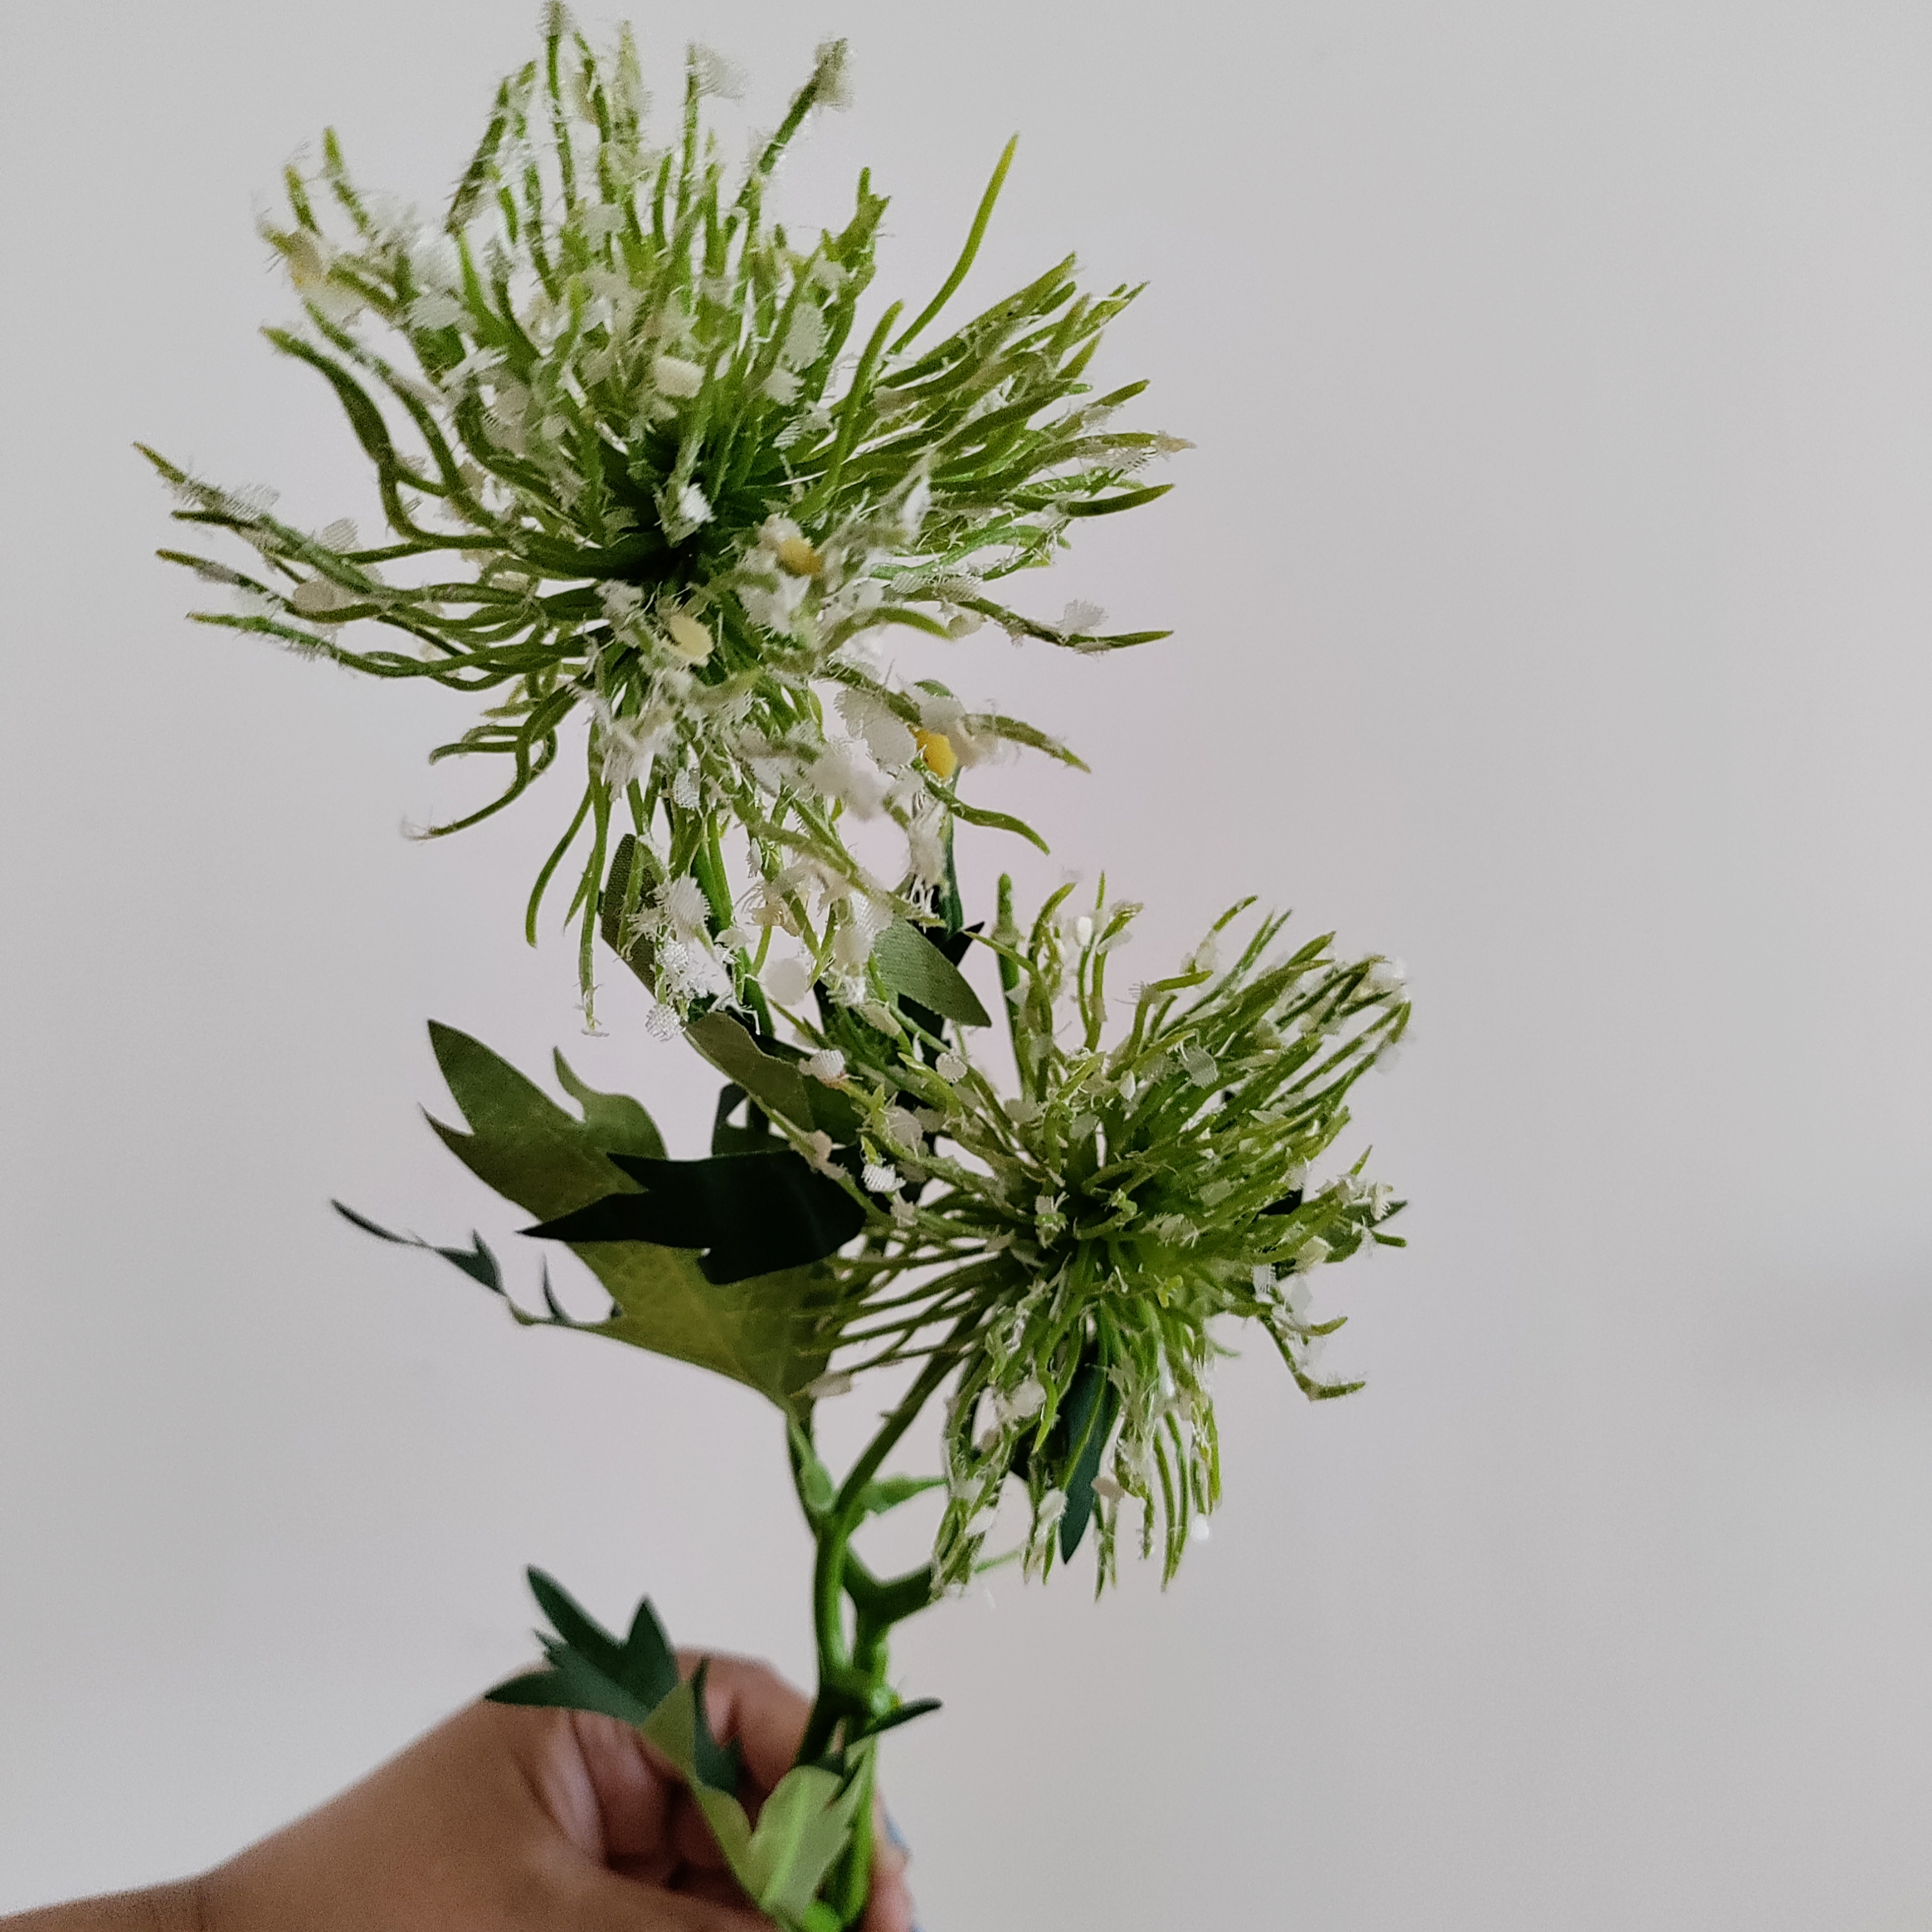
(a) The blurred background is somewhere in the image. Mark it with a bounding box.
[3,1,1929,1923]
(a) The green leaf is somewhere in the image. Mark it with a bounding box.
[684,1012,814,1130]
[330,1201,504,1296]
[855,1475,946,1519]
[1057,1356,1122,1562]
[847,1698,942,1744]
[552,1051,666,1160]
[871,920,991,1027]
[685,1012,864,1143]
[943,792,1052,853]
[486,1569,679,1728]
[425,1022,836,1408]
[525,1149,865,1285]
[599,832,658,986]
[640,1683,866,1929]
[1057,481,1173,517]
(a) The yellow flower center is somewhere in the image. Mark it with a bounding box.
[914,728,958,781]
[774,535,824,577]
[662,610,714,663]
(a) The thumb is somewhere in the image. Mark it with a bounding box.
[569,1868,774,1932]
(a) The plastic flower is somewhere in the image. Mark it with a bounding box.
[738,880,1411,1590]
[143,16,1180,1012]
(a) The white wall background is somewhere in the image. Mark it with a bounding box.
[4,1,1930,1924]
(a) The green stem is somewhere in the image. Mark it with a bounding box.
[789,1326,973,1922]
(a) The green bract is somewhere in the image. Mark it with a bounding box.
[144,13,1179,1013]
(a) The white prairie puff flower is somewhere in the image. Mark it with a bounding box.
[407,290,466,331]
[836,689,916,769]
[810,36,853,110]
[994,1377,1045,1426]
[782,302,828,368]
[860,1158,898,1194]
[662,875,710,936]
[936,1051,967,1082]
[673,483,713,532]
[661,609,713,663]
[1059,599,1106,633]
[1090,1473,1125,1504]
[670,766,702,809]
[1178,1043,1218,1088]
[651,353,704,398]
[881,1106,922,1154]
[799,1130,840,1177]
[905,815,946,887]
[805,1048,846,1083]
[290,577,352,621]
[658,936,731,1003]
[317,518,357,550]
[761,954,813,1007]
[809,741,887,818]
[690,43,746,99]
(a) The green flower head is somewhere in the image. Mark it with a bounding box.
[144,11,1181,1013]
[767,881,1411,1591]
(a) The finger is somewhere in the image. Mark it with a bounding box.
[668,1788,731,1871]
[673,1649,815,1798]
[676,1867,767,1911]
[569,1865,772,1932]
[865,1806,917,1932]
[564,1708,677,1862]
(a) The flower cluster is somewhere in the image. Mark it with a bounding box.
[770,881,1411,1591]
[145,11,1181,1012]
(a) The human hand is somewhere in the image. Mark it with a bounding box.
[183,1651,918,1932]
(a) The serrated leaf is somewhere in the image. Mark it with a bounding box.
[871,920,991,1027]
[486,1570,677,1729]
[331,1200,503,1295]
[425,1022,835,1408]
[553,1051,665,1160]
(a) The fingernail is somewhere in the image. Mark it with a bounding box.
[885,1811,911,1858]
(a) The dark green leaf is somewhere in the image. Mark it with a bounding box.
[711,1083,779,1156]
[1058,481,1173,517]
[331,1199,503,1295]
[523,1148,865,1285]
[847,1698,942,1744]
[871,920,991,1028]
[486,1569,678,1728]
[1058,1357,1122,1562]
[687,1659,746,1794]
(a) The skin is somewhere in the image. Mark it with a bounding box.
[2,1654,917,1932]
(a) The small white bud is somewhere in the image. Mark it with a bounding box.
[805,1369,854,1401]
